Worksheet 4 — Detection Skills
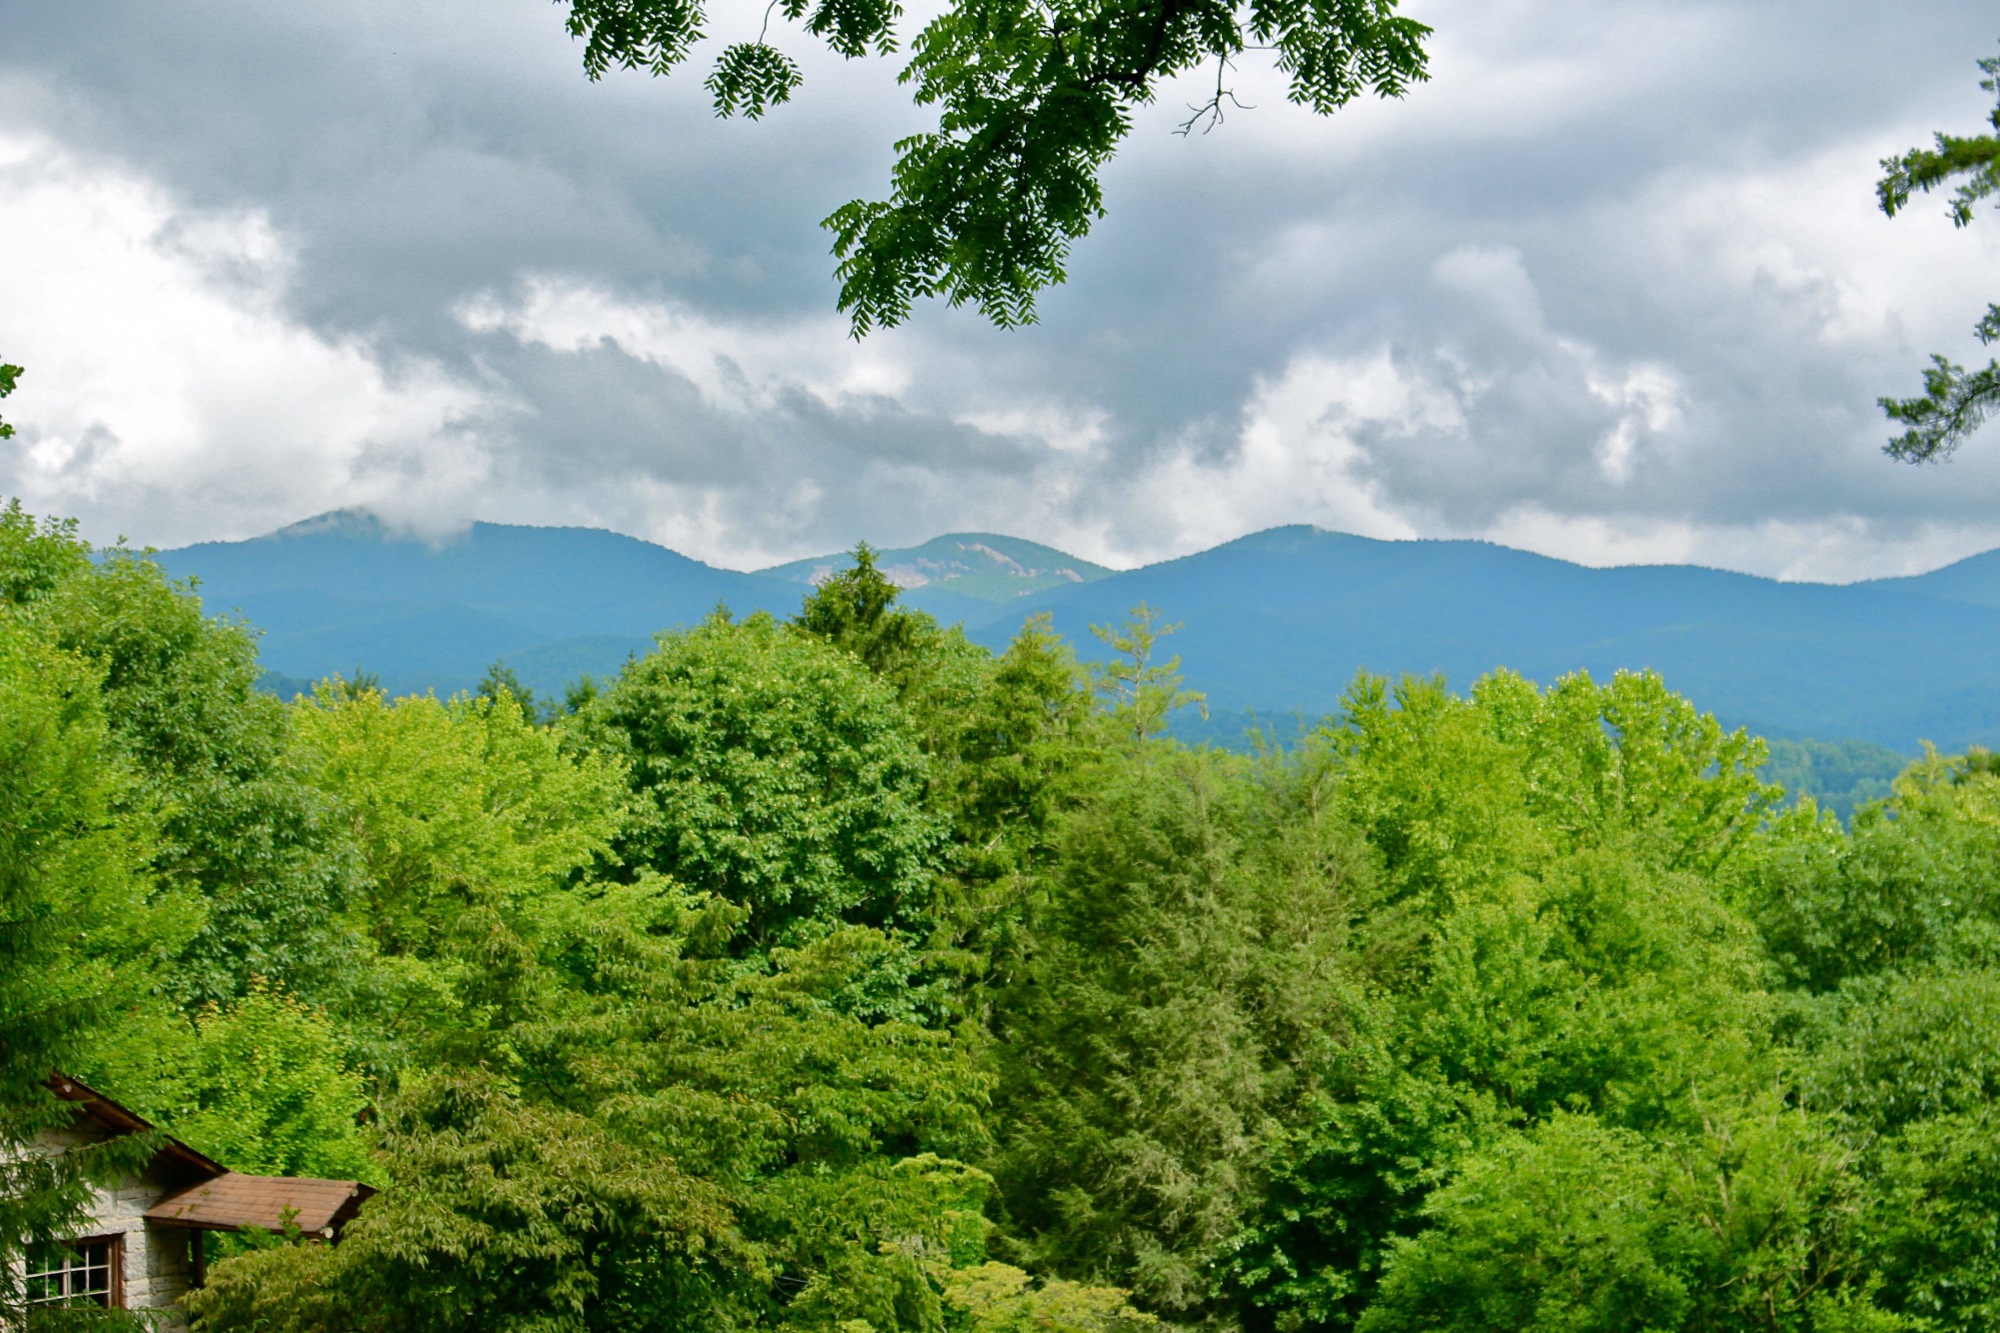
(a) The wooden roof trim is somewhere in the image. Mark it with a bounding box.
[44,1073,227,1180]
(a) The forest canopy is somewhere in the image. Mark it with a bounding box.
[5,496,2000,1333]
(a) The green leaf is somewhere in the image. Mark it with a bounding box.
[706,42,803,118]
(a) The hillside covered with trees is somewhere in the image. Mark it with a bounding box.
[10,496,2000,1333]
[155,517,2000,789]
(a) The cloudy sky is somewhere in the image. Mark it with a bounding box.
[2,0,1997,578]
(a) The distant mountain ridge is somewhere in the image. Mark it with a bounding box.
[154,513,2000,763]
[154,512,803,699]
[951,526,2000,751]
[1856,546,2000,609]
[758,533,1112,617]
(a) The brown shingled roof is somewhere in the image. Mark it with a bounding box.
[146,1173,376,1237]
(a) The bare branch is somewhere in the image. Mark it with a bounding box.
[1174,55,1251,136]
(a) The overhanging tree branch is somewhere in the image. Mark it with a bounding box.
[552,0,1430,334]
[1877,47,2000,461]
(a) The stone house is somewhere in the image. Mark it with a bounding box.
[16,1074,373,1328]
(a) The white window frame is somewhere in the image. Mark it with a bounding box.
[24,1232,123,1309]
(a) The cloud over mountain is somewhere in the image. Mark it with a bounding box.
[1,0,1997,576]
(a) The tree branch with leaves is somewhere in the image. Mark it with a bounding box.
[1876,47,2000,462]
[556,0,1429,334]
[0,363,20,440]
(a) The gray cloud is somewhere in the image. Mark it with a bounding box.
[1,0,1997,577]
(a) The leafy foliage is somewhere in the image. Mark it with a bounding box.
[554,0,1429,332]
[1762,737,1908,821]
[1088,604,1206,744]
[1877,47,2000,460]
[706,41,805,118]
[1358,1102,1904,1333]
[14,525,364,1009]
[0,362,19,439]
[83,984,376,1181]
[15,506,2000,1333]
[1742,749,2000,993]
[182,1070,746,1333]
[1221,669,1780,1331]
[944,1262,1158,1331]
[580,610,946,953]
[989,744,1370,1319]
[1863,1106,2000,1332]
[0,618,176,1318]
[476,659,547,720]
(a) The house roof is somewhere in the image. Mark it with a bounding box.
[145,1173,376,1236]
[45,1073,226,1179]
[46,1072,375,1238]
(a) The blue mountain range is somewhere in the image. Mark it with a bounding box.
[154,513,2000,773]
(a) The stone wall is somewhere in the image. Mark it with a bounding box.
[20,1123,200,1329]
[90,1163,199,1327]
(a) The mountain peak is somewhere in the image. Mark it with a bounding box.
[759,532,1114,603]
[267,509,397,541]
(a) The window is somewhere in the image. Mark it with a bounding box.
[25,1235,120,1308]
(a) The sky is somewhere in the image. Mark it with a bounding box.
[1,0,1997,580]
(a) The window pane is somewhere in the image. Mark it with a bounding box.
[24,1238,114,1307]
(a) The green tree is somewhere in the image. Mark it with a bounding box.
[790,555,1106,941]
[288,685,627,1070]
[182,1070,747,1333]
[1798,967,2000,1329]
[0,621,186,1317]
[80,984,376,1182]
[1801,969,2000,1135]
[792,545,999,766]
[1088,604,1206,744]
[1360,1103,1909,1333]
[508,890,995,1330]
[1760,738,1909,823]
[1359,1114,1694,1333]
[581,611,946,954]
[1863,1105,2000,1333]
[0,511,365,1010]
[0,502,90,619]
[989,743,1371,1319]
[477,660,544,721]
[1227,850,1772,1331]
[927,613,1100,896]
[1225,670,1778,1333]
[1479,668,1779,875]
[1742,748,2000,994]
[1220,1041,1478,1333]
[556,0,1430,332]
[1877,45,2000,460]
[793,545,932,677]
[943,1262,1157,1331]
[1322,673,1545,909]
[188,882,1001,1332]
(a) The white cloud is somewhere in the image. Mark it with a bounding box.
[0,130,495,546]
[1585,359,1683,483]
[458,277,916,415]
[1482,508,2000,584]
[1125,351,1432,551]
[1604,132,2000,361]
[5,0,2000,588]
[1432,244,1547,336]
